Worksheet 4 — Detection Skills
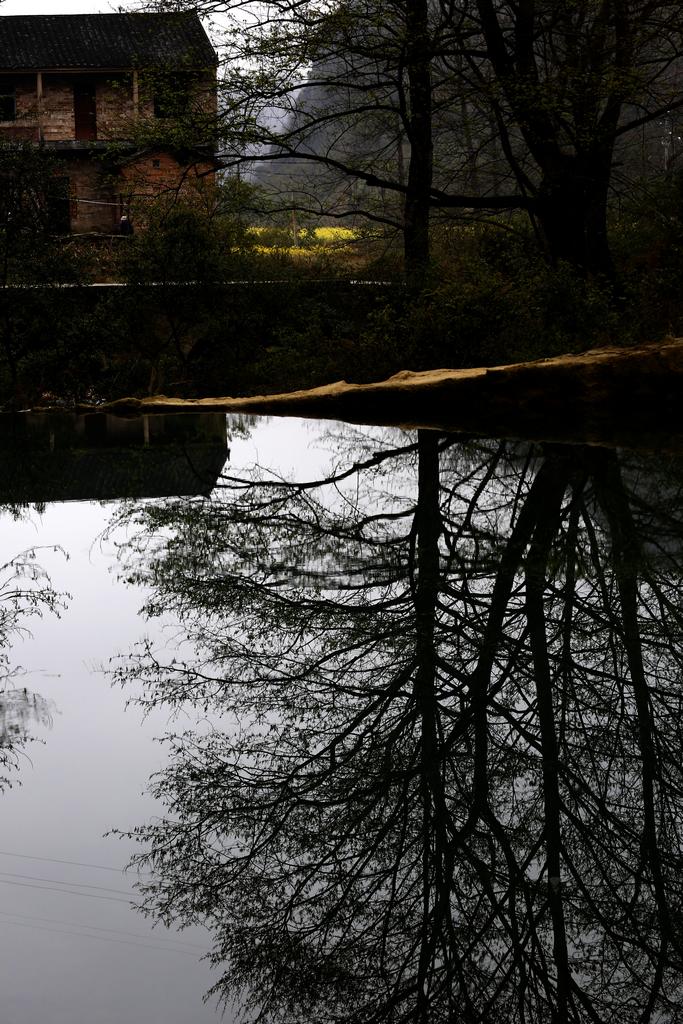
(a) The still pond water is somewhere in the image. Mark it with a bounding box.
[0,411,681,1024]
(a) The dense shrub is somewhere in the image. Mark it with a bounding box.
[357,227,618,376]
[4,174,683,409]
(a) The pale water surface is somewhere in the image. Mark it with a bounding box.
[0,413,681,1024]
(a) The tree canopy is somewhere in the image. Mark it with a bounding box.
[148,0,683,276]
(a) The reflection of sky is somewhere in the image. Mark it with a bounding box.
[0,416,381,1024]
[0,500,224,1024]
[228,414,414,487]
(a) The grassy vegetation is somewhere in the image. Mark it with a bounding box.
[2,178,683,410]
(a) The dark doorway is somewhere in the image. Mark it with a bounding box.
[74,79,97,140]
[47,176,71,234]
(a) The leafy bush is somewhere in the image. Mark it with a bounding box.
[358,227,618,374]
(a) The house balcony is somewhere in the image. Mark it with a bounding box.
[43,139,133,151]
[0,126,135,151]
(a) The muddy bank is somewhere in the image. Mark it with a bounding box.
[79,339,683,450]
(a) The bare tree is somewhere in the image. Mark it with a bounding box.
[142,0,683,279]
[113,427,683,1022]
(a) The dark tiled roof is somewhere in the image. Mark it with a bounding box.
[0,13,217,71]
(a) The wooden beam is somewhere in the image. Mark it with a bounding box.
[36,71,43,142]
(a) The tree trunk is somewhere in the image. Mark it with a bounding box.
[403,0,433,286]
[413,430,447,1022]
[536,161,614,277]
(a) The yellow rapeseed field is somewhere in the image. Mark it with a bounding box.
[247,225,360,255]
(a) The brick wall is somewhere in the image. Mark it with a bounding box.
[0,74,38,140]
[43,73,135,141]
[41,76,76,141]
[5,74,136,142]
[62,152,216,234]
[120,150,216,228]
[96,75,135,140]
[64,157,119,233]
[14,75,38,123]
[0,70,216,143]
[137,71,216,121]
[1,69,216,232]
[121,150,212,193]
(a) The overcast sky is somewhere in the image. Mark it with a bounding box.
[1,1,140,13]
[0,1,222,40]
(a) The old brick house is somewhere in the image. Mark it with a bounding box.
[0,12,218,233]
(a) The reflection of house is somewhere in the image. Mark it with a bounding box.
[0,13,217,233]
[0,411,229,503]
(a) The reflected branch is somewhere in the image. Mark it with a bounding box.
[112,429,683,1022]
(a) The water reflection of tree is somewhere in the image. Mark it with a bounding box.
[0,547,63,789]
[115,429,683,1023]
